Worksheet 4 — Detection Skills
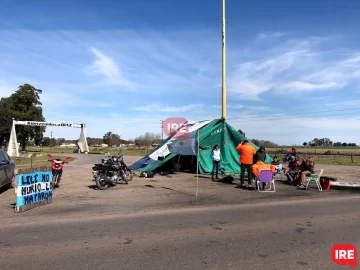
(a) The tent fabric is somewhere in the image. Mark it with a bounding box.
[128,120,212,171]
[167,120,212,155]
[129,118,273,174]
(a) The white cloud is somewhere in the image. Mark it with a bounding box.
[280,81,339,92]
[130,103,204,113]
[212,104,269,110]
[256,32,285,40]
[228,36,360,100]
[85,47,134,89]
[1,30,360,144]
[228,114,360,145]
[212,104,244,109]
[325,99,360,108]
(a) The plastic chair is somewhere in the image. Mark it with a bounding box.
[274,164,284,180]
[256,169,276,192]
[305,169,324,191]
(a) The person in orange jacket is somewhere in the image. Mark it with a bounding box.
[236,140,256,187]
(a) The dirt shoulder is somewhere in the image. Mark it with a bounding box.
[0,155,358,225]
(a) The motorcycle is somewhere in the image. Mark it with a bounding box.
[48,154,71,189]
[92,155,133,190]
[92,155,111,180]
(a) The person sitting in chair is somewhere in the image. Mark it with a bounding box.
[271,156,280,165]
[285,156,301,184]
[298,156,315,188]
[271,156,283,176]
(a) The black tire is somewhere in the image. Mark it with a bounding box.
[127,170,133,181]
[122,171,132,184]
[52,174,58,190]
[95,174,109,190]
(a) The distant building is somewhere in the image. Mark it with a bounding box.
[60,143,77,148]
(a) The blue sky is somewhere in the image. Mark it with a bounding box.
[1,0,360,145]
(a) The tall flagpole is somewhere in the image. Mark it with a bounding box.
[196,128,200,197]
[222,0,227,121]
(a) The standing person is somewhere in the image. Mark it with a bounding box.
[210,144,221,180]
[236,140,256,187]
[253,146,266,164]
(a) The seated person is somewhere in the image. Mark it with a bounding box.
[252,161,276,189]
[285,156,301,184]
[283,148,298,163]
[298,156,315,188]
[271,156,280,165]
[271,156,282,175]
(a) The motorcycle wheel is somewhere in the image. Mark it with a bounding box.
[122,171,132,184]
[126,170,133,181]
[52,174,58,190]
[95,174,109,190]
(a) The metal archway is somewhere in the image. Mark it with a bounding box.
[7,119,89,157]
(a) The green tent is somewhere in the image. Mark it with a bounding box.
[128,118,273,175]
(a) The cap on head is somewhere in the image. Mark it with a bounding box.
[243,140,249,143]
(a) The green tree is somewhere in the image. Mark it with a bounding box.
[103,132,121,146]
[0,84,46,150]
[0,97,13,146]
[135,132,161,147]
[42,137,51,146]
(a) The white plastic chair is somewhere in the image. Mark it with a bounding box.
[256,169,276,192]
[305,169,324,191]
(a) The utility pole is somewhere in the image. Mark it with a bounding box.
[160,120,164,140]
[222,0,227,121]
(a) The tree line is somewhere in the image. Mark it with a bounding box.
[87,132,162,147]
[303,138,357,147]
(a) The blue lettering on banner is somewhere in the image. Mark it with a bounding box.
[16,171,53,208]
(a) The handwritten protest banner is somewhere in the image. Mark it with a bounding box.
[15,170,53,213]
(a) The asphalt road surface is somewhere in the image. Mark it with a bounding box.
[1,154,360,269]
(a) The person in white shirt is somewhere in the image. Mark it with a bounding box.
[210,144,222,180]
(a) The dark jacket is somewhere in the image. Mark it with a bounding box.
[271,160,280,165]
[253,150,266,164]
[300,160,315,173]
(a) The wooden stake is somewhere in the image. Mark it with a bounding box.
[196,129,200,197]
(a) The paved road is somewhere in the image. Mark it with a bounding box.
[1,154,359,269]
[1,196,360,269]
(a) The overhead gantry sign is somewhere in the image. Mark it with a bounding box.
[7,120,89,157]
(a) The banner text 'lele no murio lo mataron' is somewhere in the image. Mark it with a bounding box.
[15,171,53,212]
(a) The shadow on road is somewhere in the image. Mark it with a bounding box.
[330,185,360,192]
[88,185,98,190]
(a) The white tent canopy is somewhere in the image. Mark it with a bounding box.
[148,120,211,161]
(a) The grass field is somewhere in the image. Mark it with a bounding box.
[266,147,360,155]
[24,147,150,156]
[13,154,76,169]
[21,146,360,166]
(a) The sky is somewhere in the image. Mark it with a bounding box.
[1,0,360,146]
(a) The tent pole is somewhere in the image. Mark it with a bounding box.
[196,128,200,197]
[221,0,227,121]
